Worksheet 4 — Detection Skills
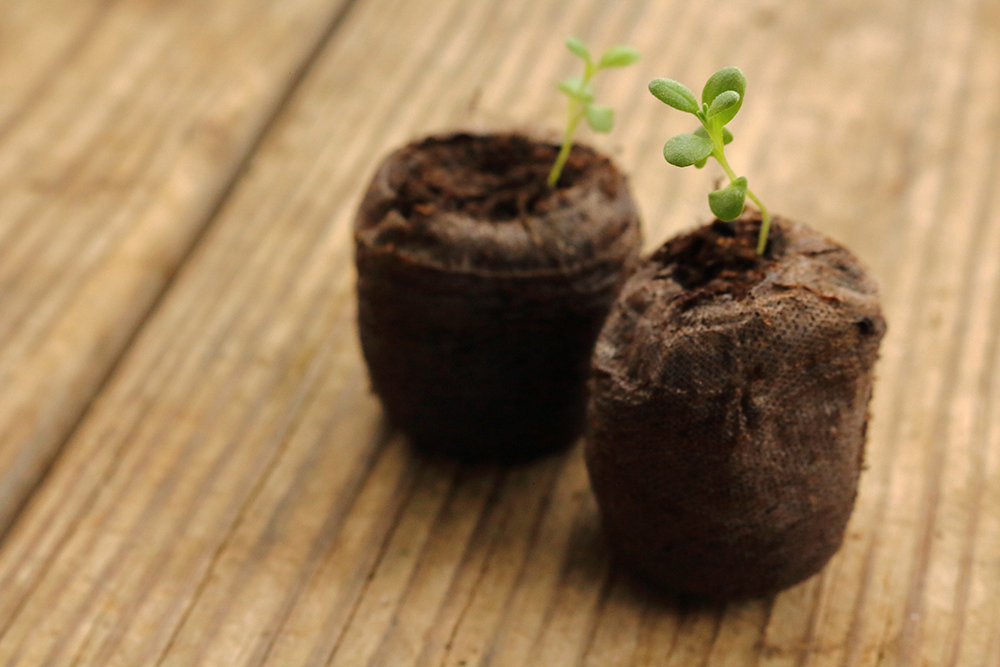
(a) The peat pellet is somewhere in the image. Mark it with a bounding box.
[355,133,642,461]
[585,215,885,599]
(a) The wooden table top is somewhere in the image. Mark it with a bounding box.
[2,0,999,664]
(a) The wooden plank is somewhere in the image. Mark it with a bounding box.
[2,0,1000,664]
[0,0,356,533]
[785,0,1000,664]
[0,0,109,134]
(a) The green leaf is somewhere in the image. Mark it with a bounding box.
[706,90,740,119]
[649,78,699,114]
[558,76,581,96]
[693,126,734,145]
[694,157,708,169]
[663,133,714,167]
[584,104,614,132]
[708,177,748,220]
[702,67,746,105]
[598,45,640,68]
[566,36,591,62]
[557,77,594,102]
[702,66,746,126]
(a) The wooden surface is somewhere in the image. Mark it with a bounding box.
[0,0,998,664]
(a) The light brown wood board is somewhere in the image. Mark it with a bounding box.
[0,0,356,533]
[0,0,999,665]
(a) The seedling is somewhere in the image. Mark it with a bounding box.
[649,67,771,254]
[547,37,639,188]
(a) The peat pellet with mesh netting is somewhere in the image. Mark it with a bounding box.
[355,133,642,461]
[585,215,885,599]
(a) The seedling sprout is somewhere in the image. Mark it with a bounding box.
[547,37,639,188]
[649,67,772,254]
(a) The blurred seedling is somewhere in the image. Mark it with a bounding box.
[649,67,772,254]
[547,37,640,188]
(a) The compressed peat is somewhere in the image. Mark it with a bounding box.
[355,133,642,461]
[586,215,885,599]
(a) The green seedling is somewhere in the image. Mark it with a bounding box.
[547,37,640,188]
[649,67,771,254]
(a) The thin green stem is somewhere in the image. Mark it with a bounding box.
[548,107,583,187]
[712,147,739,182]
[747,189,770,255]
[707,123,770,255]
[548,63,595,188]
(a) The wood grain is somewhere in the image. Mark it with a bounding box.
[1,0,999,664]
[0,0,356,534]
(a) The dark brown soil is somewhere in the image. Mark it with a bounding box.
[355,133,642,461]
[384,133,599,222]
[652,217,784,307]
[585,214,885,599]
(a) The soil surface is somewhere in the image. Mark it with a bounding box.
[388,133,604,221]
[355,133,635,273]
[651,217,785,307]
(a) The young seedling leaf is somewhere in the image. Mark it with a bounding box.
[708,176,748,220]
[693,126,734,145]
[548,37,638,188]
[702,67,746,105]
[706,90,741,120]
[598,46,640,68]
[649,78,699,114]
[566,36,591,62]
[585,104,614,133]
[651,68,771,253]
[557,77,594,102]
[663,133,714,167]
[702,67,746,127]
[557,76,580,96]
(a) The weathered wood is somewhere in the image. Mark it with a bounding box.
[1,0,999,664]
[0,0,355,533]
